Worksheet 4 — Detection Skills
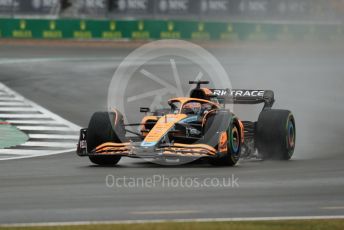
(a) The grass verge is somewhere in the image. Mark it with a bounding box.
[1,219,344,230]
[0,120,28,149]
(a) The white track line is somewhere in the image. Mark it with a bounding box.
[0,57,123,65]
[0,102,27,106]
[1,215,344,227]
[0,98,25,102]
[0,107,37,112]
[17,126,73,131]
[0,57,177,66]
[0,83,80,130]
[0,94,16,98]
[0,82,81,161]
[0,148,75,160]
[21,142,76,148]
[132,210,200,215]
[28,134,79,139]
[0,149,54,156]
[0,114,49,119]
[7,120,63,125]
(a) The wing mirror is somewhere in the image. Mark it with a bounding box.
[140,107,150,114]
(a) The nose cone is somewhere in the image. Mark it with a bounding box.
[141,114,187,147]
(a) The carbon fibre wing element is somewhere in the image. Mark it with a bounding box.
[210,89,275,109]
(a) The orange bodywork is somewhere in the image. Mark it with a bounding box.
[140,115,158,137]
[201,88,213,96]
[95,142,131,154]
[238,120,245,143]
[95,142,217,157]
[201,109,217,127]
[111,108,120,125]
[160,143,217,156]
[143,114,187,143]
[218,131,228,153]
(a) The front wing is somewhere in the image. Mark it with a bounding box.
[77,129,218,159]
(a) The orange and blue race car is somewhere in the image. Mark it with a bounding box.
[77,81,295,166]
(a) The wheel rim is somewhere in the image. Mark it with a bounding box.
[231,126,240,153]
[287,120,295,148]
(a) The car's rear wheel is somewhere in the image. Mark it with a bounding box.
[256,109,295,160]
[87,111,125,166]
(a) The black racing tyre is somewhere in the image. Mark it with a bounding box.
[210,119,241,166]
[88,155,121,166]
[256,109,295,160]
[203,110,230,147]
[204,111,241,166]
[225,120,242,166]
[87,111,125,166]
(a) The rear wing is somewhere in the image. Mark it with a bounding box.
[210,89,275,109]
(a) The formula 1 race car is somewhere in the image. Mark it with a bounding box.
[77,81,295,166]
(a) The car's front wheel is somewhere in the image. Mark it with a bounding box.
[204,111,241,166]
[210,119,242,166]
[87,111,125,166]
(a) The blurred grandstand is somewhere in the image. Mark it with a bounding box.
[0,0,343,22]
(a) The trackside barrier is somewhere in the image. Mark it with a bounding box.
[0,18,343,41]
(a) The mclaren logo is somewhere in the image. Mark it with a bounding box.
[212,89,265,97]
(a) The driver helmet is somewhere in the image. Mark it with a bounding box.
[183,102,201,115]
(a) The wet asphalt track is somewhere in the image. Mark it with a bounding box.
[0,43,344,224]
